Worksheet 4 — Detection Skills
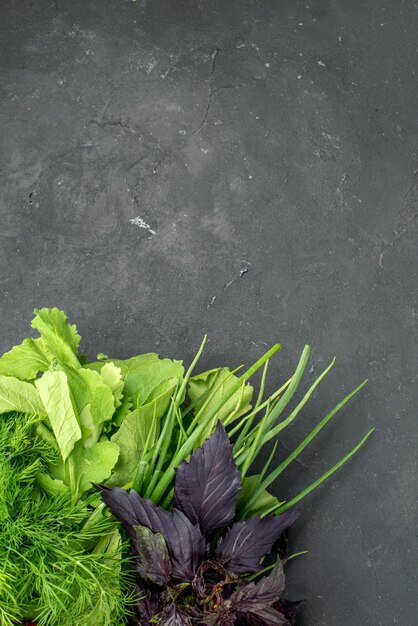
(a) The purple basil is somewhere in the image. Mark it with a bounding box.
[101,486,204,582]
[99,421,300,625]
[173,421,241,534]
[230,559,286,608]
[216,509,300,573]
[158,603,192,626]
[133,525,171,585]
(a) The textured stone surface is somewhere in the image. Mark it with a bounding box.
[1,0,417,623]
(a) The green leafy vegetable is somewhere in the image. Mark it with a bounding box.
[0,412,130,626]
[32,307,81,369]
[87,353,184,407]
[100,361,124,408]
[0,374,45,415]
[108,409,146,488]
[0,306,372,626]
[35,370,81,461]
[236,475,284,519]
[0,337,49,380]
[188,367,253,427]
[70,439,120,496]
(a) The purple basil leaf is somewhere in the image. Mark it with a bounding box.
[202,611,237,626]
[99,485,147,540]
[133,525,172,585]
[216,509,300,573]
[237,606,288,626]
[157,603,192,626]
[173,421,241,535]
[203,563,286,626]
[274,599,303,625]
[168,509,206,581]
[100,485,205,581]
[230,560,286,610]
[133,581,163,625]
[101,487,173,530]
[193,560,230,598]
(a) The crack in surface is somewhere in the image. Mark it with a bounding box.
[89,118,135,132]
[193,47,220,135]
[207,265,249,308]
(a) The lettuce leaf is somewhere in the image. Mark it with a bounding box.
[100,362,124,408]
[188,367,253,426]
[70,440,120,495]
[86,354,183,407]
[35,370,81,461]
[107,409,145,488]
[62,366,116,447]
[0,338,50,380]
[31,307,81,369]
[0,374,45,415]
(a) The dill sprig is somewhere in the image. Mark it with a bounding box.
[0,413,132,626]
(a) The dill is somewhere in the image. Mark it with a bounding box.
[0,413,132,626]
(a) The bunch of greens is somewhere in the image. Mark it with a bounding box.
[100,422,301,625]
[0,307,372,624]
[0,411,129,626]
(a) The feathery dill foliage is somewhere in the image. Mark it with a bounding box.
[0,413,131,626]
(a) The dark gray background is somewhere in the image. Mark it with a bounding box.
[1,1,417,624]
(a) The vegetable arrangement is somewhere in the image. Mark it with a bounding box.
[100,422,300,625]
[0,308,372,625]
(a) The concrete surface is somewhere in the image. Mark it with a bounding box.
[1,0,417,624]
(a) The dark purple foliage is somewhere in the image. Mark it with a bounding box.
[216,510,300,573]
[131,581,162,625]
[99,422,300,626]
[229,562,288,625]
[158,603,193,626]
[173,421,241,535]
[133,525,171,585]
[100,488,205,581]
[230,560,286,608]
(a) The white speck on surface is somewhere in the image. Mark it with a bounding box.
[265,62,270,68]
[200,147,209,154]
[317,60,326,67]
[248,175,253,179]
[297,74,302,79]
[146,59,157,73]
[129,216,156,235]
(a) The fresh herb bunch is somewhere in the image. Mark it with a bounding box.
[0,308,372,521]
[0,412,130,626]
[100,422,300,625]
[0,307,372,624]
